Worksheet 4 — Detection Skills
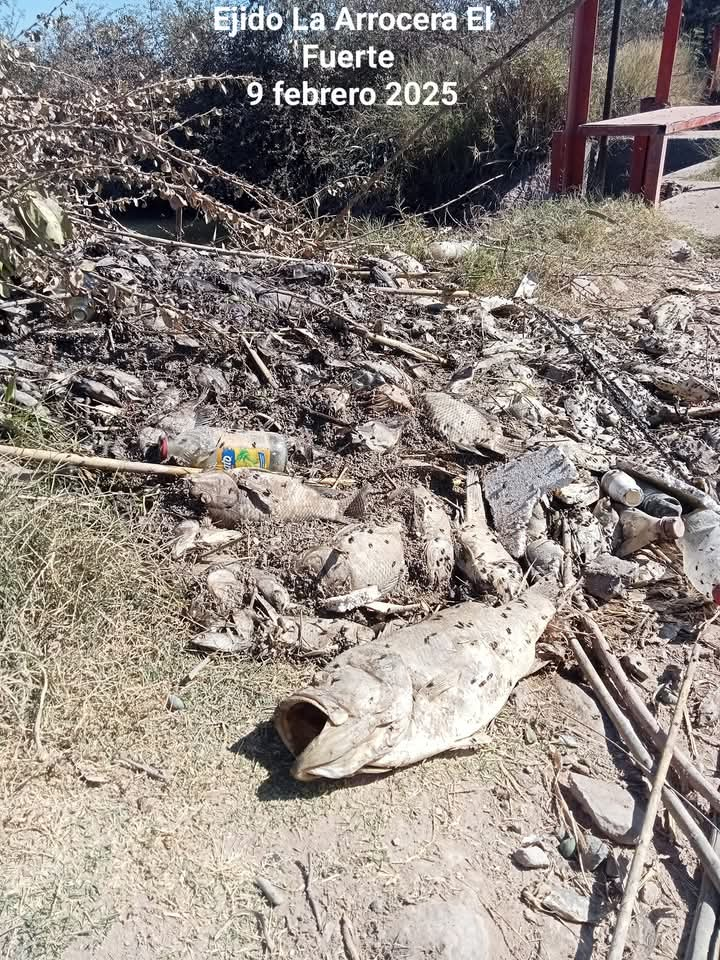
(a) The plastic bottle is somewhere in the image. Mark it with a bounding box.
[600,469,643,507]
[617,508,684,557]
[641,491,683,519]
[681,509,720,603]
[159,427,288,472]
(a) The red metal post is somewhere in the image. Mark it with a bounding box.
[656,0,684,104]
[642,134,668,206]
[710,24,720,94]
[550,130,567,192]
[564,0,601,190]
[629,96,657,196]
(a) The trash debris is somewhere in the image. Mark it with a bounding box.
[617,508,684,557]
[160,427,288,471]
[351,419,402,453]
[188,470,366,526]
[274,580,557,780]
[601,469,644,507]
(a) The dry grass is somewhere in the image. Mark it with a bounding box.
[456,196,697,303]
[0,470,520,959]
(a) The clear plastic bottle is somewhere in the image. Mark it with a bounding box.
[681,509,720,603]
[159,427,288,472]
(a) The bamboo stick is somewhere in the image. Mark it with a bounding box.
[0,444,201,477]
[582,614,720,816]
[608,643,699,960]
[568,628,720,894]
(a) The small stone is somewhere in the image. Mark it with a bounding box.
[524,725,538,744]
[668,238,694,262]
[639,879,661,906]
[540,885,604,924]
[513,845,550,869]
[622,652,651,683]
[166,694,186,711]
[568,772,645,845]
[558,836,576,859]
[584,554,638,600]
[579,834,610,871]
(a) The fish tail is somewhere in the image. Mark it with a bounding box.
[344,485,370,519]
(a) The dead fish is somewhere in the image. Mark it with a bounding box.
[171,519,244,559]
[271,616,374,659]
[298,522,407,597]
[188,470,366,527]
[274,580,557,780]
[411,486,454,590]
[456,469,523,601]
[249,569,291,613]
[526,539,564,582]
[644,293,694,334]
[352,420,402,453]
[191,610,254,654]
[422,391,518,457]
[207,568,244,612]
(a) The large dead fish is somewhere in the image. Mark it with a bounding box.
[298,523,407,598]
[274,580,557,780]
[188,470,365,527]
[411,486,454,589]
[456,469,523,601]
[422,391,519,457]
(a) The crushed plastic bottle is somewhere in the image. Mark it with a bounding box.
[681,509,720,603]
[159,427,288,472]
[641,491,683,519]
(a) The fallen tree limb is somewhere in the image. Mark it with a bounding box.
[582,614,720,816]
[568,624,720,894]
[0,444,201,477]
[608,642,699,960]
[373,287,471,299]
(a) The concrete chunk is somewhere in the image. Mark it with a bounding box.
[484,446,578,557]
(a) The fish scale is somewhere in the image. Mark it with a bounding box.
[275,581,557,780]
[298,522,407,597]
[188,469,364,526]
[422,391,519,457]
[411,486,453,589]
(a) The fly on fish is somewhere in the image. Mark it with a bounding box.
[274,580,558,781]
[188,470,366,527]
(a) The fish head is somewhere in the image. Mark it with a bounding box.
[274,650,413,781]
[188,471,239,510]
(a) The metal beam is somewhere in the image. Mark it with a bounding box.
[656,0,683,104]
[564,0,601,189]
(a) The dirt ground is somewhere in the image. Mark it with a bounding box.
[3,205,720,959]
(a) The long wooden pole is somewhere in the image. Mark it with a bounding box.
[0,444,201,477]
[608,643,699,960]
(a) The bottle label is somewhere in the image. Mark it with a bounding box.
[216,446,271,470]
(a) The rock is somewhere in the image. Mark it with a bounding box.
[668,238,694,261]
[540,884,604,923]
[385,897,495,959]
[549,675,607,740]
[622,652,651,683]
[484,446,578,557]
[558,836,576,859]
[579,834,610,871]
[697,687,720,726]
[166,694,186,711]
[568,772,645,845]
[571,276,602,303]
[584,554,638,600]
[514,845,550,869]
[639,879,661,906]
